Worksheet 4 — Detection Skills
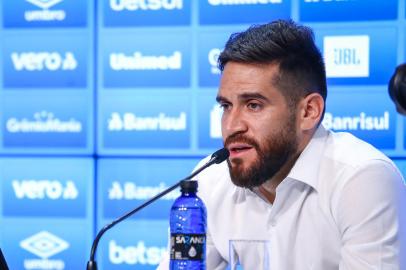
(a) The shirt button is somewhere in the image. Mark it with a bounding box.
[270,220,277,227]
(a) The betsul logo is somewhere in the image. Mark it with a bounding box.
[25,0,66,22]
[20,231,69,270]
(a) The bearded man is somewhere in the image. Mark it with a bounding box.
[158,20,406,270]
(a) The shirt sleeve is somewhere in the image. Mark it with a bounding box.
[335,160,406,270]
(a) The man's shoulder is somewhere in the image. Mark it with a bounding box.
[318,130,402,198]
[323,130,393,168]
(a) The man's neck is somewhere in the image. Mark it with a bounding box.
[258,152,299,203]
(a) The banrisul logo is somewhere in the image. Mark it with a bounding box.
[6,111,82,134]
[107,112,186,132]
[101,94,190,150]
[108,181,177,200]
[109,240,166,266]
[25,0,66,22]
[322,112,390,131]
[20,231,69,270]
[324,91,396,149]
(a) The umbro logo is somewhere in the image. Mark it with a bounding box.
[20,231,69,259]
[26,0,63,9]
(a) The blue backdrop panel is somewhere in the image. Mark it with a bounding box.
[0,157,94,269]
[97,157,200,269]
[197,30,237,88]
[1,91,93,154]
[2,32,89,88]
[98,91,192,154]
[197,91,223,150]
[1,220,92,270]
[313,26,398,86]
[0,1,405,270]
[2,0,88,28]
[0,158,94,218]
[100,31,192,88]
[98,221,168,270]
[324,90,397,150]
[97,157,199,220]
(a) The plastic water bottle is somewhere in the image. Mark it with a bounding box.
[170,180,207,270]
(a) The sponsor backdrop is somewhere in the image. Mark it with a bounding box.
[0,0,405,269]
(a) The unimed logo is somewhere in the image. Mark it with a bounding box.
[110,0,183,11]
[25,0,66,22]
[20,231,69,270]
[11,52,77,71]
[12,180,79,200]
[109,240,166,265]
[109,51,181,71]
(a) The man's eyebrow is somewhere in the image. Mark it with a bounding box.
[238,92,269,102]
[216,92,270,104]
[216,95,229,103]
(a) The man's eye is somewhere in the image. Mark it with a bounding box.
[219,103,230,110]
[247,102,261,110]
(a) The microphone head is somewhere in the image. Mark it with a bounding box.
[211,148,230,164]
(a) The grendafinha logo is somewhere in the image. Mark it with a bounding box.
[25,0,66,22]
[20,231,69,270]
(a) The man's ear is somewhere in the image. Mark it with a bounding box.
[297,93,325,131]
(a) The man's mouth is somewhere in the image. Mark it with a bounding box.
[227,143,254,158]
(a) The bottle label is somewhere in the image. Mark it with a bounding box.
[170,233,206,261]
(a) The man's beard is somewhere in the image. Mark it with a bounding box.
[225,116,298,189]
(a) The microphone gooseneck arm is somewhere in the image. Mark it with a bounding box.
[86,148,229,270]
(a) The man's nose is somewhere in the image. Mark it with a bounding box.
[222,108,248,137]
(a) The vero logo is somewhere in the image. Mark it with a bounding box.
[20,231,69,259]
[26,0,63,9]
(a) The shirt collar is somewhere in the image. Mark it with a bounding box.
[285,125,329,192]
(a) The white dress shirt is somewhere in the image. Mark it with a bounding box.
[158,126,406,270]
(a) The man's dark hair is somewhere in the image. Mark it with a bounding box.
[218,20,327,108]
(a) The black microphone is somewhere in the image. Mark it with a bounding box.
[86,148,229,270]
